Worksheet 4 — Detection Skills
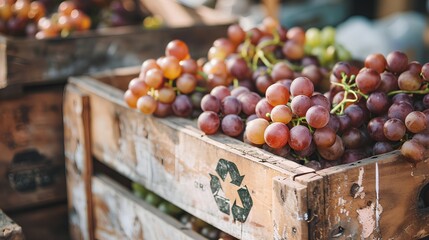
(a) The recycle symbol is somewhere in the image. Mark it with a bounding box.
[209,158,253,223]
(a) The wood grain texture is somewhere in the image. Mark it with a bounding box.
[318,151,429,239]
[0,210,23,240]
[4,24,229,87]
[67,74,314,240]
[294,173,325,240]
[92,174,206,240]
[63,85,93,240]
[0,87,66,211]
[272,177,308,240]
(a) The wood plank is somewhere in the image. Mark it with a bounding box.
[294,173,326,240]
[63,85,93,240]
[262,0,280,20]
[272,177,308,240]
[5,24,229,87]
[92,174,206,240]
[0,87,66,211]
[0,36,6,89]
[318,151,429,239]
[0,209,24,240]
[67,76,314,239]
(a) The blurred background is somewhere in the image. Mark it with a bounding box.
[184,0,429,63]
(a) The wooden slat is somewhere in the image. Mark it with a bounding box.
[318,151,429,239]
[0,36,6,89]
[67,76,314,240]
[272,177,308,240]
[262,0,280,20]
[92,174,206,240]
[294,173,325,239]
[63,85,93,240]
[0,209,24,240]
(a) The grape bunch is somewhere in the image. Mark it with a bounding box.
[0,0,153,38]
[35,0,91,38]
[325,51,429,164]
[124,39,206,118]
[0,0,47,37]
[124,18,429,168]
[242,50,429,168]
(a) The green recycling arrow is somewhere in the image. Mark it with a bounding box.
[210,174,230,215]
[210,158,253,223]
[231,186,253,222]
[215,158,245,186]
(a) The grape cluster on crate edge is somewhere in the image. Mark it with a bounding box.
[124,17,429,169]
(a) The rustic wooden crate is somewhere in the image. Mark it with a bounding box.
[0,15,233,89]
[0,85,67,212]
[64,68,429,240]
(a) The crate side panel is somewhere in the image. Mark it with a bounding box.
[319,151,429,239]
[6,25,228,87]
[69,77,313,240]
[0,87,66,211]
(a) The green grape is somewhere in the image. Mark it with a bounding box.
[305,27,321,48]
[132,182,148,199]
[336,44,352,61]
[320,26,336,46]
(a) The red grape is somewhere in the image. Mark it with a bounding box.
[306,105,330,128]
[264,122,290,148]
[288,125,312,151]
[265,83,290,106]
[198,111,220,135]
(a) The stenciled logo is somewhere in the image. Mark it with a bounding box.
[209,158,253,223]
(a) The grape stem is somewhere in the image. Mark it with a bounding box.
[330,74,365,114]
[233,79,239,88]
[387,86,429,96]
[195,86,207,93]
[197,70,208,80]
[291,116,307,126]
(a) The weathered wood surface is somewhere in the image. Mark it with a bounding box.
[92,174,206,240]
[2,24,229,88]
[0,210,23,240]
[67,74,314,239]
[272,177,308,240]
[0,86,66,211]
[316,151,429,239]
[63,85,93,240]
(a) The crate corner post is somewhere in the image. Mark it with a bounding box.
[272,176,309,240]
[63,83,94,240]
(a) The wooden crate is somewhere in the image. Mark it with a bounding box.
[64,68,429,240]
[0,23,231,89]
[0,85,67,212]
